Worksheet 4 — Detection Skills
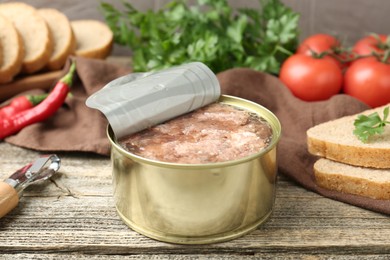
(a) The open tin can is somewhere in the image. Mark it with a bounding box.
[107,95,281,244]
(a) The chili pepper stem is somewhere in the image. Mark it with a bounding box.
[27,94,48,106]
[60,61,76,86]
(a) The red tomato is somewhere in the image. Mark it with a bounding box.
[352,34,388,56]
[297,34,348,69]
[279,54,343,101]
[344,57,390,107]
[297,34,341,55]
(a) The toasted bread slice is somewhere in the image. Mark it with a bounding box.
[314,158,390,200]
[307,104,390,169]
[71,20,113,59]
[0,14,24,84]
[0,2,53,74]
[38,8,76,71]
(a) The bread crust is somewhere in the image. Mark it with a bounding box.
[74,40,113,59]
[0,14,24,84]
[0,40,3,67]
[314,159,390,200]
[308,136,390,168]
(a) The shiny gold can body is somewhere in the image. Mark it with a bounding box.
[108,95,281,244]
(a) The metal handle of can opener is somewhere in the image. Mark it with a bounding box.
[0,154,61,218]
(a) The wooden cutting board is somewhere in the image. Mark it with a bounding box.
[0,70,62,102]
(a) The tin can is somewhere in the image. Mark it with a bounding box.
[108,95,281,244]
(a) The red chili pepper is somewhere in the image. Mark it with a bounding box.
[0,61,76,139]
[0,94,48,120]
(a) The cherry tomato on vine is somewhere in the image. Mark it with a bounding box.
[352,34,388,56]
[297,34,341,55]
[344,57,390,108]
[279,54,343,101]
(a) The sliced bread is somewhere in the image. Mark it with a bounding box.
[71,20,113,59]
[314,158,390,200]
[307,104,390,169]
[0,37,2,67]
[38,8,76,71]
[0,14,24,84]
[0,2,53,74]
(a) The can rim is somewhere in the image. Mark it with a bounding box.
[107,95,281,169]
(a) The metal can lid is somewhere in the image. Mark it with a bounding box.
[86,62,221,138]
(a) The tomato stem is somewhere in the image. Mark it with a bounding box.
[382,50,390,63]
[369,33,390,50]
[309,49,329,59]
[330,52,372,63]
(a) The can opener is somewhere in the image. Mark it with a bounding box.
[0,154,61,218]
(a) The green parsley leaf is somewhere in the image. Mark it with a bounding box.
[100,0,299,74]
[353,107,390,143]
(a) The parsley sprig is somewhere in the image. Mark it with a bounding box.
[353,106,390,143]
[100,0,299,74]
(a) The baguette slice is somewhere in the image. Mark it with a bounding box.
[307,104,390,169]
[71,20,113,59]
[0,14,24,84]
[314,158,390,200]
[0,2,53,74]
[38,8,76,71]
[0,37,2,67]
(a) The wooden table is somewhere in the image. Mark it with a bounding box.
[0,141,389,259]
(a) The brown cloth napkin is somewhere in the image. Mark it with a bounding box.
[5,57,390,215]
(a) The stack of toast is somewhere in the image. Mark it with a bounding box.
[307,104,390,200]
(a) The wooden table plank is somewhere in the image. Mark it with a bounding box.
[0,254,388,260]
[0,141,389,258]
